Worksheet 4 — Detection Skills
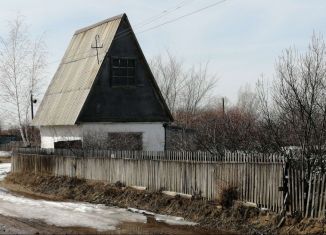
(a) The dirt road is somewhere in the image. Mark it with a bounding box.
[0,162,224,234]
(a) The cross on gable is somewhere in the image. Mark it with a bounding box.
[91,34,103,64]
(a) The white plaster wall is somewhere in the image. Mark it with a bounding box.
[40,123,165,151]
[81,122,165,151]
[40,125,82,149]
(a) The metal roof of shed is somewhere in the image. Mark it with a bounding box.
[32,14,123,126]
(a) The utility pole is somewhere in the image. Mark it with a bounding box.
[222,97,225,117]
[30,92,37,120]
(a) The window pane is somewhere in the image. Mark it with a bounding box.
[120,59,128,67]
[128,76,135,85]
[121,68,128,77]
[112,59,120,67]
[127,68,135,76]
[111,58,136,87]
[112,68,119,76]
[128,59,135,67]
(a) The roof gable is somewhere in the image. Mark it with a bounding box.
[33,14,123,126]
[77,17,173,123]
[33,14,173,126]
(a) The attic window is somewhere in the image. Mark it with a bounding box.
[111,57,136,86]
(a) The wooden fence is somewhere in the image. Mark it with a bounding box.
[0,142,24,151]
[12,148,286,213]
[11,148,326,218]
[288,168,326,218]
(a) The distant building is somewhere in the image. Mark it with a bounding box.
[32,14,173,151]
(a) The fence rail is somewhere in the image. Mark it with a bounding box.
[0,142,24,151]
[16,147,285,163]
[12,148,326,218]
[12,148,285,213]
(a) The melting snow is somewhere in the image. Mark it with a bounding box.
[0,163,196,231]
[0,163,11,181]
[0,151,11,157]
[128,208,198,226]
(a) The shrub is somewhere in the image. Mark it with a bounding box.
[218,185,239,208]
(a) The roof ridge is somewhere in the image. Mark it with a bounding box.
[74,13,125,35]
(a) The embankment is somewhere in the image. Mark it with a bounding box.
[3,172,282,235]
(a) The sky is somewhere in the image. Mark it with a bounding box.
[0,0,326,104]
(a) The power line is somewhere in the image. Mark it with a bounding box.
[45,0,194,66]
[47,0,229,67]
[137,0,228,34]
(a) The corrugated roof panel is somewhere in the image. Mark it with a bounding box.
[32,16,122,126]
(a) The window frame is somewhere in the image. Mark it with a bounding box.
[110,56,137,87]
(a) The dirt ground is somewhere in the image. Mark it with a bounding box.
[3,172,326,235]
[0,157,11,164]
[2,172,274,234]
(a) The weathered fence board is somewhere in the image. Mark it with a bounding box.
[12,149,285,214]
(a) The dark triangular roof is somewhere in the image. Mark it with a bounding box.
[33,14,172,126]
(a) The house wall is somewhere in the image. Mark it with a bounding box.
[40,122,165,151]
[82,123,165,151]
[40,126,82,149]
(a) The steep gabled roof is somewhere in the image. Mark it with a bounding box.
[32,14,124,126]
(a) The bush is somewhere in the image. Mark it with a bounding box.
[218,185,239,208]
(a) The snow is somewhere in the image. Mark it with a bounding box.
[128,208,198,226]
[0,163,11,181]
[0,163,197,231]
[0,151,11,157]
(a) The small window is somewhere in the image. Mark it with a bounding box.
[111,58,136,87]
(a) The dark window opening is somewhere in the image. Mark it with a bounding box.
[107,132,142,150]
[111,57,136,87]
[54,140,82,149]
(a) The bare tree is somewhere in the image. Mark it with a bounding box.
[150,51,185,114]
[0,15,47,146]
[257,33,326,173]
[150,51,218,127]
[237,84,259,115]
[180,62,218,125]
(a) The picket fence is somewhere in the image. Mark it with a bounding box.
[12,148,286,213]
[0,142,24,151]
[11,148,326,218]
[288,168,326,218]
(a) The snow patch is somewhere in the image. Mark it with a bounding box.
[0,163,11,181]
[0,163,196,232]
[0,191,147,231]
[128,208,197,226]
[0,151,11,157]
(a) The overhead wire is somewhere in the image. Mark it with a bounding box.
[47,0,229,67]
[45,0,195,66]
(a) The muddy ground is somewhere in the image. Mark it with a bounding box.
[3,172,326,235]
[0,157,11,164]
[3,172,274,234]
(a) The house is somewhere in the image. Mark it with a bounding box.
[32,14,173,151]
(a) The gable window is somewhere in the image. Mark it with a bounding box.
[111,57,136,86]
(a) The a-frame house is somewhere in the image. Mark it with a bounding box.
[32,13,173,151]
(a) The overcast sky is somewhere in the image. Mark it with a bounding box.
[0,0,325,103]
